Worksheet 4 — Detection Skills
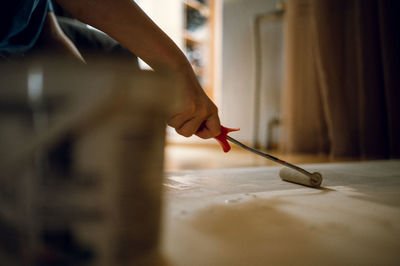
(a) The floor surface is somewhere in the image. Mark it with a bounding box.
[161,160,400,266]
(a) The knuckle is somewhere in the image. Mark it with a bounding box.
[176,128,192,137]
[167,116,184,128]
[167,120,179,128]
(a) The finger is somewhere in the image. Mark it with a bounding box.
[196,115,221,139]
[167,101,196,129]
[167,113,191,129]
[207,114,222,136]
[175,117,204,137]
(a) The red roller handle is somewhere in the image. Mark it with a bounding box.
[214,126,240,152]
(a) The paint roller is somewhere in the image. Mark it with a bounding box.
[214,126,323,188]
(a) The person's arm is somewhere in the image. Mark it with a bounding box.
[55,0,221,139]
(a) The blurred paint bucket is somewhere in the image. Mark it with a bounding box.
[0,56,182,266]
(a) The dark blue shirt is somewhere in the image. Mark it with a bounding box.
[0,0,52,56]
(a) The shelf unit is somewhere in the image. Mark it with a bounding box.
[183,0,215,99]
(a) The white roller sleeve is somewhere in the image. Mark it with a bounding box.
[279,167,323,188]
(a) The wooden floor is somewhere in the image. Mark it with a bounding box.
[160,143,400,266]
[161,160,400,266]
[164,143,358,172]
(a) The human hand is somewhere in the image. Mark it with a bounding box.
[167,74,221,139]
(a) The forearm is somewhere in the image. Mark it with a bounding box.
[55,0,191,72]
[55,0,221,138]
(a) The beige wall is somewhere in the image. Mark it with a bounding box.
[221,0,283,146]
[136,0,184,48]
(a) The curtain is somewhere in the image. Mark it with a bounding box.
[281,0,400,159]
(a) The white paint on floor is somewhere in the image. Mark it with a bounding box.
[161,160,400,266]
